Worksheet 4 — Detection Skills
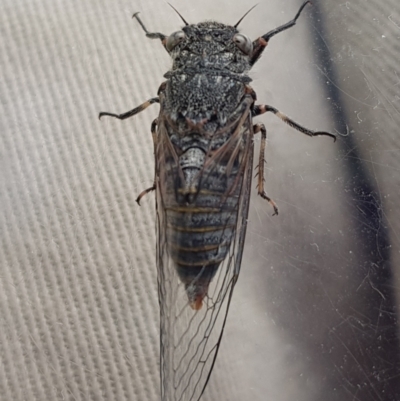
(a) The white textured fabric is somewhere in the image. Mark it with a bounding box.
[1,1,399,401]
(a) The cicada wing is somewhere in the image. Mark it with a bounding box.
[155,108,254,401]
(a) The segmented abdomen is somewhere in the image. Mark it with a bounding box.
[164,165,241,309]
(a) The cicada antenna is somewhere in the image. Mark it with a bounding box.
[234,4,258,28]
[167,3,189,26]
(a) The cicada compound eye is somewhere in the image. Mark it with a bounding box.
[232,33,253,55]
[165,31,186,51]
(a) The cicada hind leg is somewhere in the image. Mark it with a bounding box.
[253,123,279,216]
[251,91,336,216]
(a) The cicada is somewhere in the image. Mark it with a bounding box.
[99,1,335,400]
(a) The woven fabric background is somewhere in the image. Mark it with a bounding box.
[1,0,399,400]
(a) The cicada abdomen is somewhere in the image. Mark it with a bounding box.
[99,2,336,401]
[157,96,254,311]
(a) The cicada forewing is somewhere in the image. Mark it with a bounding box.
[155,98,254,401]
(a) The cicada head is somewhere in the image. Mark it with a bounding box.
[164,22,253,74]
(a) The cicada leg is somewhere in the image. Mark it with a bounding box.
[99,96,160,204]
[253,123,279,216]
[252,105,336,141]
[132,12,166,41]
[252,101,335,215]
[250,1,312,65]
[99,97,159,120]
[262,1,311,42]
[136,118,158,205]
[136,185,155,205]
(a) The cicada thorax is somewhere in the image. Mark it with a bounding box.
[157,94,253,310]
